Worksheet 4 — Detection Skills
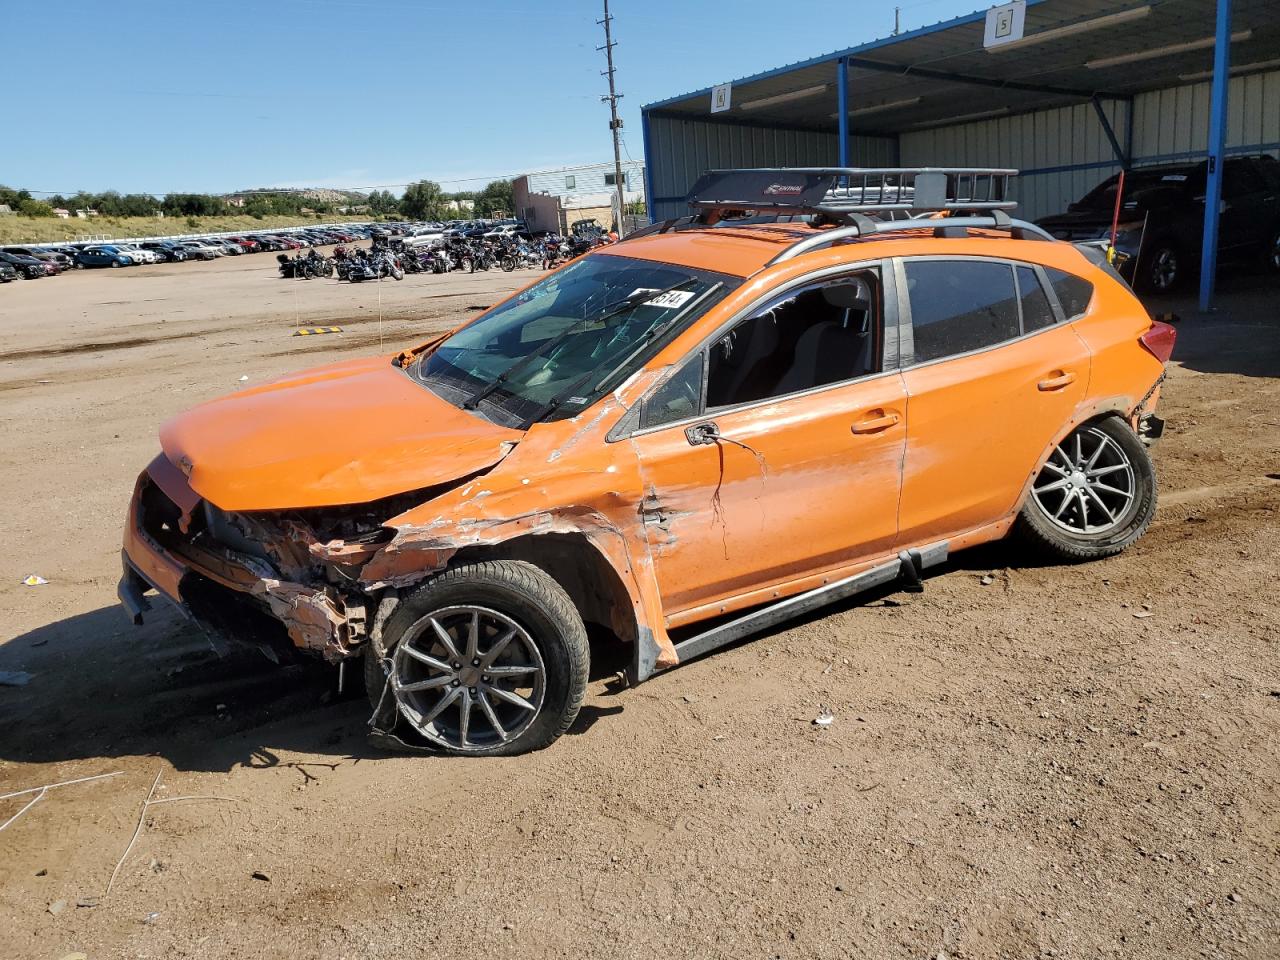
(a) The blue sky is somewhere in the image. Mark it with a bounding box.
[4,0,980,196]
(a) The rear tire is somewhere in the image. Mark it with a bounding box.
[1137,239,1182,293]
[1016,416,1157,562]
[366,560,589,756]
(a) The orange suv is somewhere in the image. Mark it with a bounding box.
[119,167,1175,755]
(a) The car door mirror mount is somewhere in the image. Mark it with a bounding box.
[685,421,721,446]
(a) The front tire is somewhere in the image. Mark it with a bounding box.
[1016,416,1157,562]
[366,560,589,756]
[1265,228,1280,274]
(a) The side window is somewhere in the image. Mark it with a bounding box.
[565,175,576,190]
[1016,265,1057,333]
[640,356,704,430]
[905,260,1020,363]
[704,269,883,409]
[1223,162,1265,200]
[1259,160,1280,192]
[1044,267,1094,321]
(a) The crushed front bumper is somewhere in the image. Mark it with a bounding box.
[119,456,366,661]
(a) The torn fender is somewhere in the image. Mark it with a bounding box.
[353,504,677,670]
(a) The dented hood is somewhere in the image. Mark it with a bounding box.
[159,356,521,511]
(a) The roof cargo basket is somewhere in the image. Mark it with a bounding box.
[621,165,1057,254]
[683,167,1017,222]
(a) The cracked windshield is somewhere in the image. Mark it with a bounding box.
[415,254,737,425]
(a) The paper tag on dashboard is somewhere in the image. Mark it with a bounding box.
[630,288,695,309]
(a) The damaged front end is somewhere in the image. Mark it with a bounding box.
[120,454,465,664]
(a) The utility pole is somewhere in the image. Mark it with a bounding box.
[598,0,627,232]
[893,7,901,35]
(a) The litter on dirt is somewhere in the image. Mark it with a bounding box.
[251,871,270,882]
[48,899,67,916]
[21,574,48,586]
[1133,611,1154,619]
[813,709,835,727]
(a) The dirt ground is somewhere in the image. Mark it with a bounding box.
[0,252,1277,960]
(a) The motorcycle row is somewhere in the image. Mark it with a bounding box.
[275,231,615,283]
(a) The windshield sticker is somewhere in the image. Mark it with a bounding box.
[629,288,696,309]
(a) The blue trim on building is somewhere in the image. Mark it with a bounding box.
[1201,0,1234,310]
[642,0,1049,112]
[836,57,849,167]
[1091,96,1130,168]
[641,109,657,224]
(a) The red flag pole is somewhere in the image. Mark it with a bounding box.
[1108,169,1127,263]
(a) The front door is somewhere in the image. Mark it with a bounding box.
[626,266,907,620]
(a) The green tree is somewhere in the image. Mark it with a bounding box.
[367,189,398,215]
[400,180,447,220]
[17,198,54,217]
[473,180,514,218]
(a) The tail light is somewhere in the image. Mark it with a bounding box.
[1140,319,1177,364]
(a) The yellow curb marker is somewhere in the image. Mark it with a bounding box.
[293,326,344,337]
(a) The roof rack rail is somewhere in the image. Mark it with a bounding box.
[767,214,1056,264]
[683,167,1017,223]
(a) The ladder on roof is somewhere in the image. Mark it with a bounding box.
[685,167,1017,219]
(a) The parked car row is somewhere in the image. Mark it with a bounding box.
[0,223,398,278]
[1,220,544,282]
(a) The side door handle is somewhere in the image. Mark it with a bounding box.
[851,411,900,434]
[1037,371,1076,392]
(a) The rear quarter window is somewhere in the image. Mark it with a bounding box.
[1045,268,1095,321]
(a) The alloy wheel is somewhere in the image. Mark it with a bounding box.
[390,605,546,752]
[1032,426,1137,535]
[1150,248,1178,291]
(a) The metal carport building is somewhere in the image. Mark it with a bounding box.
[640,0,1280,309]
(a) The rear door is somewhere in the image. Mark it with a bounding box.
[896,257,1091,545]
[627,264,907,619]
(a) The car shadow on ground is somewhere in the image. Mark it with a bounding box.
[0,601,631,773]
[1,603,393,773]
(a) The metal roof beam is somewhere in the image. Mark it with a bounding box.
[647,107,830,137]
[647,107,899,141]
[1090,95,1130,168]
[846,56,1114,101]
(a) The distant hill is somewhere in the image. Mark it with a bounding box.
[225,187,370,204]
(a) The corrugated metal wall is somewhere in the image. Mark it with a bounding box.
[646,114,895,221]
[526,160,647,201]
[900,69,1280,222]
[646,70,1280,224]
[1133,69,1280,161]
[901,100,1129,222]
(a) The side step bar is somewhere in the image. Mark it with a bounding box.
[662,541,948,673]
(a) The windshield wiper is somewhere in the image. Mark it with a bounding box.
[527,281,724,424]
[460,277,699,412]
